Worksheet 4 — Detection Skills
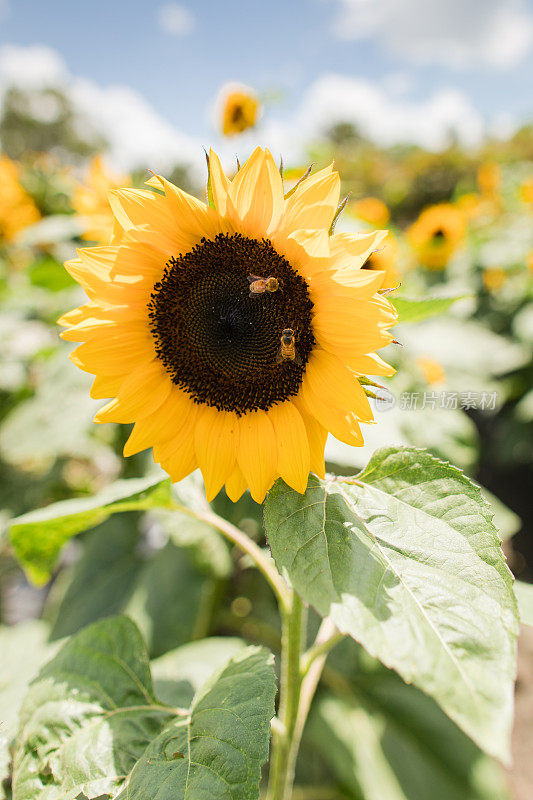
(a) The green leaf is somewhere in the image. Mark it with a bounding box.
[12,617,276,800]
[122,646,276,800]
[47,515,143,640]
[392,295,465,324]
[151,637,248,708]
[9,474,173,585]
[514,580,533,626]
[0,622,59,799]
[264,446,519,761]
[125,540,217,657]
[12,616,173,800]
[308,689,511,800]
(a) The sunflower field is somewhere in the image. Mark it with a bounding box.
[1,69,533,800]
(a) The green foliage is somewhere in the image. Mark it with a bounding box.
[264,446,519,761]
[9,474,173,584]
[392,295,466,324]
[12,616,276,800]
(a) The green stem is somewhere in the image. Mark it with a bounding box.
[174,503,291,610]
[267,591,306,800]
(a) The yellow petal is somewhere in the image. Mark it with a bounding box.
[225,464,248,502]
[194,406,238,502]
[70,332,155,375]
[280,167,340,233]
[145,173,226,242]
[108,189,195,256]
[228,147,284,237]
[293,397,327,478]
[299,381,364,447]
[267,401,310,493]
[329,231,389,270]
[90,374,124,399]
[237,409,277,503]
[309,269,386,305]
[349,352,396,377]
[208,149,232,216]
[156,436,198,484]
[94,360,171,423]
[124,387,196,456]
[305,348,373,422]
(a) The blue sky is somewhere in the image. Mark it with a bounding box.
[1,0,532,168]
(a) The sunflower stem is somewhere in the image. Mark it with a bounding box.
[267,591,306,800]
[175,504,291,609]
[267,614,341,800]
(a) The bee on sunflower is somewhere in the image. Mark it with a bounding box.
[59,148,397,502]
[72,155,131,245]
[219,84,260,137]
[407,203,466,270]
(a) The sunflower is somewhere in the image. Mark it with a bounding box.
[59,148,396,502]
[482,267,506,292]
[220,84,260,137]
[349,197,390,227]
[407,203,466,270]
[0,155,40,242]
[362,232,399,289]
[520,178,533,207]
[477,162,500,197]
[415,356,445,386]
[72,155,131,244]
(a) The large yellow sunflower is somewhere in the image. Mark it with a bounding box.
[59,148,396,502]
[407,203,466,270]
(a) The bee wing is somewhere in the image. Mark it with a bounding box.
[275,348,284,364]
[248,274,262,283]
[249,291,260,298]
[293,349,302,366]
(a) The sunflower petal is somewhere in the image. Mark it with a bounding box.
[225,464,248,502]
[305,349,373,422]
[280,166,340,233]
[267,401,310,493]
[237,410,277,503]
[329,231,389,270]
[94,360,171,423]
[124,388,196,456]
[299,381,364,447]
[208,149,231,215]
[228,147,284,237]
[194,407,238,502]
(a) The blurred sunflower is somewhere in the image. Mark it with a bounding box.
[349,197,390,227]
[72,155,131,245]
[415,356,445,386]
[477,162,500,198]
[59,148,396,502]
[407,204,466,270]
[0,155,40,242]
[362,232,399,289]
[520,178,533,207]
[482,267,507,292]
[219,84,260,137]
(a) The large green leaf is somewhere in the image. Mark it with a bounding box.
[0,622,59,799]
[125,540,217,657]
[392,295,465,324]
[13,617,276,800]
[308,688,511,800]
[9,474,173,584]
[122,646,276,800]
[151,637,248,708]
[264,446,519,761]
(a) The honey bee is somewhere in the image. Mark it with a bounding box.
[248,274,280,297]
[276,328,302,365]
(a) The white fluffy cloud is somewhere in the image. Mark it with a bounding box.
[156,3,195,36]
[0,45,204,175]
[250,74,485,163]
[331,0,533,68]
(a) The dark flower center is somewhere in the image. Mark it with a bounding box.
[148,233,315,415]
